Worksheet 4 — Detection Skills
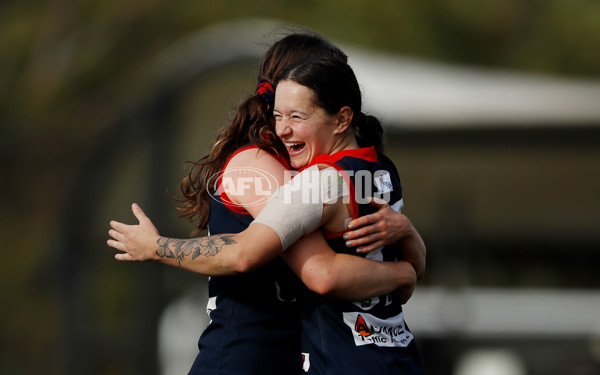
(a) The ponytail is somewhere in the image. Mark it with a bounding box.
[355,112,384,154]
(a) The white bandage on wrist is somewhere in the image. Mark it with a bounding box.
[253,165,348,251]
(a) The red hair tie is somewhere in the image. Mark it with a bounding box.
[256,79,274,109]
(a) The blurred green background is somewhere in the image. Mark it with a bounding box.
[1,1,600,374]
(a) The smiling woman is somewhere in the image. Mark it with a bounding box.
[274,80,357,169]
[262,56,425,374]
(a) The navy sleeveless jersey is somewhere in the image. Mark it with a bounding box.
[298,147,424,375]
[188,145,301,375]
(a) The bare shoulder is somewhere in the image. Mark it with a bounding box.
[226,148,286,175]
[222,148,288,216]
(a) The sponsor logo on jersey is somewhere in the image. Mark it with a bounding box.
[343,311,414,347]
[354,314,373,337]
[374,171,394,194]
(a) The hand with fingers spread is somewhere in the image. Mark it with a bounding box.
[107,203,160,261]
[343,198,410,253]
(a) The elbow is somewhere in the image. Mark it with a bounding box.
[303,270,338,296]
[228,249,262,274]
[232,255,260,274]
[397,269,418,304]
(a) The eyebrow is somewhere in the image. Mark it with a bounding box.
[273,109,311,116]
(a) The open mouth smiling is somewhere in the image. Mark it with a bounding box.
[285,142,306,153]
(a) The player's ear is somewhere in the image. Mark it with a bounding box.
[333,106,353,134]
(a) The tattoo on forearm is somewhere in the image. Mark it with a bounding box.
[156,235,236,265]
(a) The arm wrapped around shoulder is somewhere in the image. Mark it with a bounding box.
[254,165,346,251]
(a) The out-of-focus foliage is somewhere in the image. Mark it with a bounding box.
[2,0,599,139]
[0,1,598,374]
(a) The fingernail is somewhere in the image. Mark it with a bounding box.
[346,241,352,246]
[348,224,354,229]
[343,234,348,240]
[356,248,363,253]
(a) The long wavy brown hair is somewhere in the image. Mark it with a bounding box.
[177,31,348,234]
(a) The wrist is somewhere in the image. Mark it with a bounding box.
[149,235,162,261]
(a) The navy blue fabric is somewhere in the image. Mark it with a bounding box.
[188,146,301,375]
[298,148,425,375]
